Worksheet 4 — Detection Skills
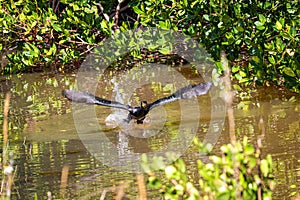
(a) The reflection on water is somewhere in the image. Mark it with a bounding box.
[0,69,299,199]
[70,64,214,173]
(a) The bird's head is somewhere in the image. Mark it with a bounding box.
[141,101,148,109]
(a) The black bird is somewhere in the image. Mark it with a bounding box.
[63,82,212,124]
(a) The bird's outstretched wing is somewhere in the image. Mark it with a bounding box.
[148,82,213,110]
[63,90,130,110]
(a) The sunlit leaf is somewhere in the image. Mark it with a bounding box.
[275,21,282,31]
[132,6,144,15]
[254,21,264,27]
[283,67,296,77]
[268,56,276,64]
[148,176,162,189]
[159,46,171,54]
[52,24,62,32]
[258,14,266,24]
[260,159,269,177]
[165,166,177,179]
[203,14,210,21]
[232,65,239,73]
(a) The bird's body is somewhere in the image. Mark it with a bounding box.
[64,82,212,124]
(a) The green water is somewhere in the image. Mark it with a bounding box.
[0,69,299,199]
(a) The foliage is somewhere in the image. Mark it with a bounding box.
[0,0,133,73]
[142,137,275,200]
[133,0,300,93]
[1,0,299,93]
[88,27,213,73]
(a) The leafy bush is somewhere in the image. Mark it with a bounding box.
[133,0,300,93]
[1,0,299,93]
[142,137,275,200]
[0,0,129,73]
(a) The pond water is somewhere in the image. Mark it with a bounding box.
[0,66,299,199]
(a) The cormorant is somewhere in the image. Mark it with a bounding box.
[63,82,212,124]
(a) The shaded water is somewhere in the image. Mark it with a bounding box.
[0,67,299,199]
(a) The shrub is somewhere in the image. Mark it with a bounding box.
[142,137,275,200]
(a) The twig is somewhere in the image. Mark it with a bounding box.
[99,189,107,200]
[79,46,94,56]
[221,52,236,142]
[115,184,126,200]
[54,0,61,14]
[257,117,266,200]
[221,52,241,199]
[76,36,87,43]
[123,13,138,22]
[109,5,129,18]
[60,165,69,198]
[3,92,10,143]
[137,173,147,200]
[78,182,129,200]
[275,39,294,65]
[67,39,98,46]
[1,92,13,198]
[114,1,122,25]
[95,3,110,22]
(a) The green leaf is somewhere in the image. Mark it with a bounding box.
[236,26,244,32]
[148,177,162,189]
[289,96,296,102]
[254,21,265,30]
[254,21,263,26]
[268,56,276,64]
[165,166,177,179]
[239,70,247,77]
[158,21,167,29]
[30,21,37,29]
[235,73,243,80]
[210,155,222,164]
[239,77,250,83]
[257,26,265,31]
[260,159,269,177]
[101,20,108,29]
[151,156,165,170]
[132,6,144,15]
[46,43,57,56]
[283,67,296,77]
[159,46,171,54]
[232,65,239,73]
[244,145,254,155]
[281,32,292,40]
[258,14,266,25]
[252,56,260,63]
[233,84,242,91]
[52,24,62,32]
[275,21,282,31]
[217,192,230,199]
[34,193,38,200]
[203,14,210,21]
[19,13,26,22]
[36,35,43,41]
[30,44,40,55]
[59,40,66,45]
[221,41,229,45]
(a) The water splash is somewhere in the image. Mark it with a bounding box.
[105,78,129,128]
